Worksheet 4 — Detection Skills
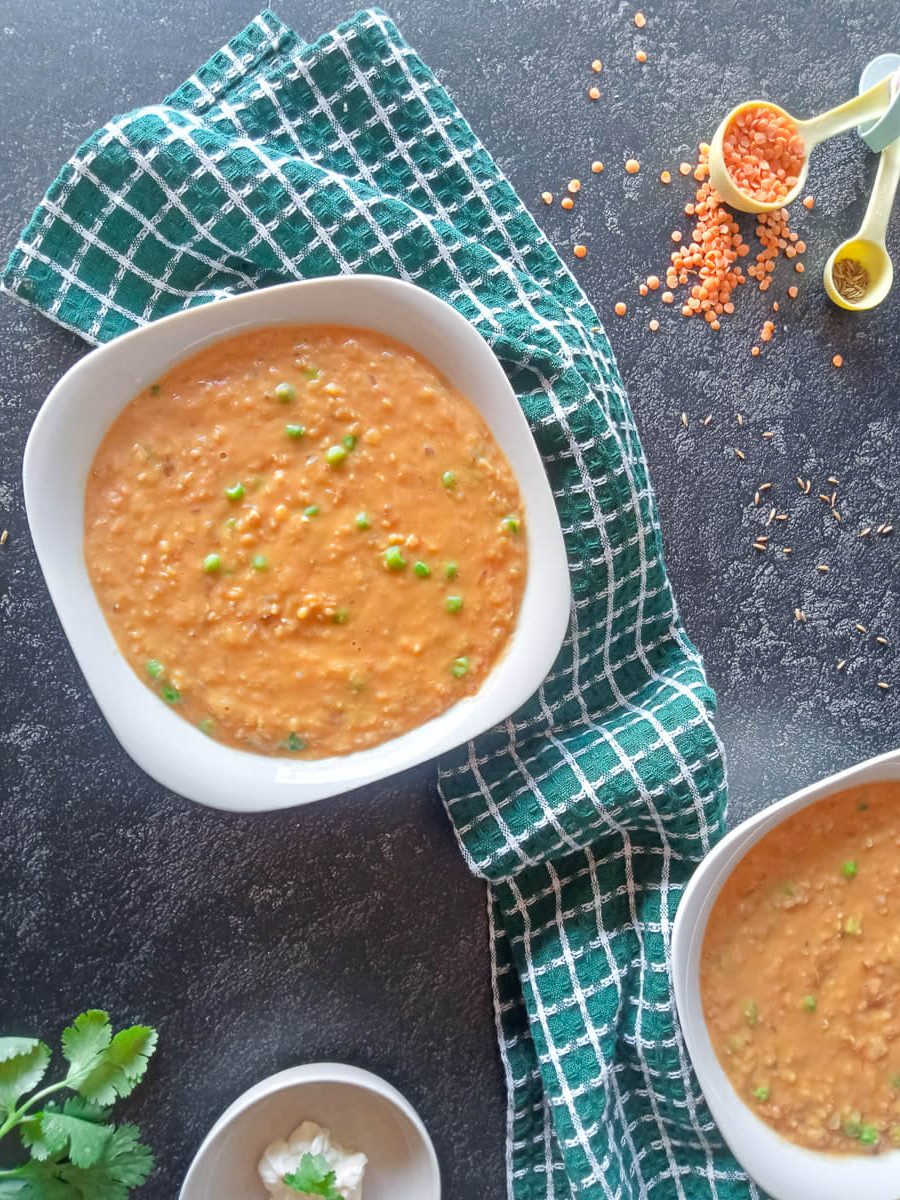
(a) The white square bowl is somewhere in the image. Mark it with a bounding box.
[23,276,570,812]
[671,748,900,1200]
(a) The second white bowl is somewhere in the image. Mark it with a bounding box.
[672,748,900,1200]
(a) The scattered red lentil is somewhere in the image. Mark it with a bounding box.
[788,285,798,299]
[615,301,628,316]
[661,291,674,304]
[832,354,844,368]
[751,345,760,356]
[574,244,588,259]
[670,230,682,243]
[591,59,603,73]
[636,50,648,63]
[588,86,601,101]
[568,179,581,194]
[649,318,660,331]
[625,158,641,174]
[679,162,692,176]
[591,160,604,174]
[802,195,815,209]
[794,262,804,273]
[561,196,574,210]
[646,274,660,290]
[660,170,672,184]
[634,11,646,26]
[639,283,649,296]
[722,105,805,204]
[541,191,553,205]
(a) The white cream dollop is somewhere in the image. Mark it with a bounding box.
[258,1120,367,1200]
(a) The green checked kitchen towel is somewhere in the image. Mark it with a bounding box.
[3,10,757,1198]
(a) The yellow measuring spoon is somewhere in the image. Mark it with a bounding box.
[824,135,900,311]
[708,76,894,214]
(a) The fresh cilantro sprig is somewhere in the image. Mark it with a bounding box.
[283,1152,342,1198]
[0,1011,157,1199]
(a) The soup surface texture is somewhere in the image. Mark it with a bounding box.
[85,325,527,757]
[701,780,900,1154]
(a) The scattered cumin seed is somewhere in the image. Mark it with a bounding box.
[856,623,868,634]
[860,527,872,537]
[776,513,789,522]
[877,681,891,691]
[837,660,846,671]
[817,564,830,573]
[736,413,744,427]
[766,507,776,526]
[794,607,807,622]
[703,414,713,426]
[762,431,775,440]
[680,411,688,428]
[796,477,806,491]
[875,635,889,646]
[819,493,831,503]
[827,476,840,485]
[805,480,812,495]
[735,449,746,461]
[880,524,894,535]
[783,547,793,555]
[754,491,760,506]
[832,509,842,522]
[759,482,773,493]
[753,541,768,552]
[0,529,7,547]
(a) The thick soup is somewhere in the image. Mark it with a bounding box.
[701,780,900,1154]
[85,325,527,757]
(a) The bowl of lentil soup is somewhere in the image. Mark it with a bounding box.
[672,749,900,1200]
[23,276,570,811]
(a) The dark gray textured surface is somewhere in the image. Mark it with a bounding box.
[0,1,898,1196]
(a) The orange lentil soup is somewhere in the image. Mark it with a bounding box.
[701,780,900,1154]
[84,325,527,757]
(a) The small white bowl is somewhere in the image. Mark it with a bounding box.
[672,748,900,1200]
[23,276,570,812]
[179,1063,440,1200]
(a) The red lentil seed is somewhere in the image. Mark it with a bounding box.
[591,160,604,174]
[588,86,601,101]
[634,10,646,26]
[832,354,843,368]
[660,170,672,184]
[649,319,660,331]
[625,158,641,174]
[591,59,602,72]
[568,179,581,194]
[636,50,648,62]
[615,302,628,316]
[574,244,588,259]
[802,195,815,209]
[561,196,574,210]
[541,191,553,205]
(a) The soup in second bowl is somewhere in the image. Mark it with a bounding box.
[701,779,900,1154]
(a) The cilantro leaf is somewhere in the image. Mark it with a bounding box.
[61,1012,111,1076]
[62,1015,157,1106]
[283,1152,341,1198]
[0,1040,51,1114]
[16,1124,153,1200]
[21,1100,114,1167]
